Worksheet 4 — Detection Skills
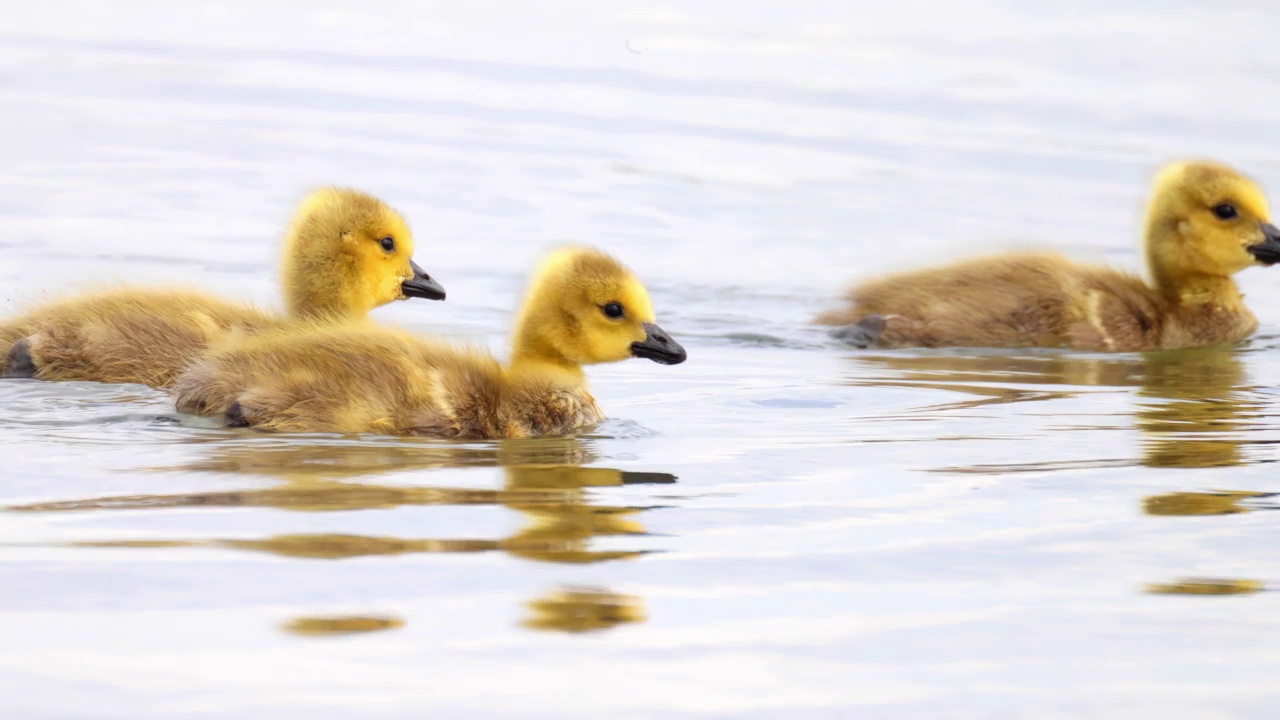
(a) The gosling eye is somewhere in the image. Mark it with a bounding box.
[379,236,396,252]
[1212,203,1238,221]
[602,302,624,319]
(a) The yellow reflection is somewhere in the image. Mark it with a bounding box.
[282,615,404,636]
[30,437,674,566]
[1142,490,1275,517]
[1145,578,1265,596]
[1134,349,1256,468]
[24,438,672,632]
[239,535,491,559]
[159,436,598,475]
[521,587,647,633]
[850,353,1139,412]
[853,347,1259,469]
[499,464,662,564]
[17,482,575,513]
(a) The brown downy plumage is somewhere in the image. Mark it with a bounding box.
[815,160,1280,351]
[0,188,444,387]
[173,247,687,438]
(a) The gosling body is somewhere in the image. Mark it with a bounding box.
[816,161,1280,351]
[173,248,686,439]
[0,188,444,387]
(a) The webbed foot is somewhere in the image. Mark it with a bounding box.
[831,315,886,348]
[224,401,251,428]
[3,338,37,378]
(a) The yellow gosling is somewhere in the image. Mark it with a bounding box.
[0,188,444,387]
[815,160,1280,351]
[173,247,685,438]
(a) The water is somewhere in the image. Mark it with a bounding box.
[3,2,1280,717]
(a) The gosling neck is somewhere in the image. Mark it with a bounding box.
[1144,221,1245,309]
[1153,271,1246,310]
[283,286,359,320]
[508,324,586,385]
[281,257,365,321]
[1146,246,1244,309]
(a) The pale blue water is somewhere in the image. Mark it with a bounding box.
[3,2,1280,718]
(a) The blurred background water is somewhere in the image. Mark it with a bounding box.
[3,2,1280,718]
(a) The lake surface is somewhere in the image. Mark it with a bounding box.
[3,2,1280,718]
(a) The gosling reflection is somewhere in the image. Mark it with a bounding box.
[853,347,1260,469]
[1143,490,1279,517]
[499,465,665,564]
[154,435,595,477]
[849,353,1140,412]
[521,586,646,633]
[16,482,574,513]
[22,438,675,565]
[1145,578,1266,596]
[59,467,671,563]
[1133,349,1257,468]
[283,615,404,636]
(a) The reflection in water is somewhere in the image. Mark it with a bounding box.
[14,439,676,564]
[853,348,1262,470]
[521,587,646,634]
[1143,491,1279,517]
[1132,350,1260,469]
[71,534,493,559]
[14,483,576,513]
[283,615,405,637]
[74,520,655,563]
[848,353,1138,413]
[1145,579,1266,596]
[20,439,673,631]
[150,436,595,477]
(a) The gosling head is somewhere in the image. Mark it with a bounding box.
[512,247,686,369]
[280,187,445,319]
[1144,161,1280,283]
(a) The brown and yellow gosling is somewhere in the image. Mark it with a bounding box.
[815,160,1280,351]
[0,188,444,387]
[173,246,685,438]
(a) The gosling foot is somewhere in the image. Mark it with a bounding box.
[831,315,886,348]
[3,338,37,378]
[224,401,251,428]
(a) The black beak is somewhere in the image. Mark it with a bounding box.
[630,322,686,365]
[401,260,446,300]
[1248,223,1280,266]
